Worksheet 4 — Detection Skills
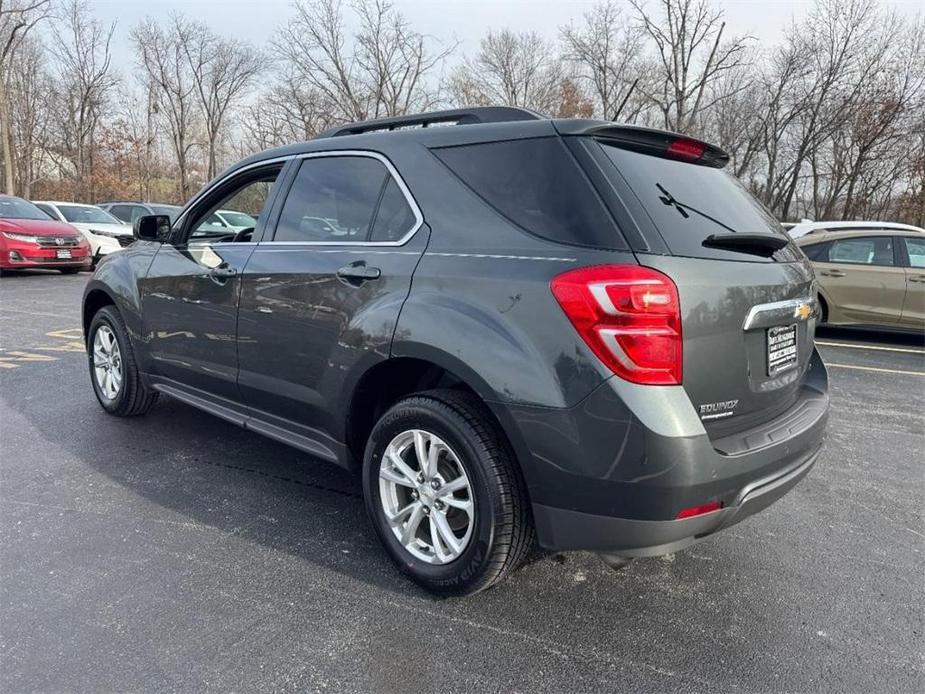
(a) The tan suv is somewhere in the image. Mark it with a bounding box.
[796,228,924,330]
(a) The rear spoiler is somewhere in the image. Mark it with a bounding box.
[555,121,730,169]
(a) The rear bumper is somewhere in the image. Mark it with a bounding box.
[533,445,820,556]
[496,348,829,555]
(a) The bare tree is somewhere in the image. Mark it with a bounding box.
[241,74,334,153]
[275,0,453,123]
[177,20,264,179]
[132,14,201,200]
[629,0,751,134]
[449,29,562,114]
[6,34,49,196]
[48,0,117,200]
[0,0,50,193]
[560,0,648,121]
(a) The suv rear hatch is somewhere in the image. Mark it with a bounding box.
[572,127,817,437]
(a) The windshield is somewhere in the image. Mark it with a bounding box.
[58,205,122,225]
[150,205,180,222]
[0,197,51,221]
[219,211,256,227]
[599,143,790,261]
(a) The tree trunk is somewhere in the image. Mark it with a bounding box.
[0,78,15,195]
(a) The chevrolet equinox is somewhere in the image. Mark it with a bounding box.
[82,107,829,595]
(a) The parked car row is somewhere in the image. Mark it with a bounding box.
[0,195,259,274]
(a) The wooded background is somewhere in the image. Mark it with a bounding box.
[1,0,923,225]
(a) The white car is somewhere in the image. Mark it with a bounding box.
[195,209,258,235]
[33,201,134,259]
[785,219,925,240]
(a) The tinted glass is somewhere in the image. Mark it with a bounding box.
[829,237,893,266]
[903,237,925,268]
[34,203,58,219]
[433,137,622,249]
[599,143,790,261]
[109,205,145,222]
[58,205,121,224]
[275,157,387,243]
[801,241,830,261]
[369,178,416,242]
[0,196,51,220]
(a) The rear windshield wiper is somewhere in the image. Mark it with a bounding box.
[656,183,789,257]
[702,233,789,257]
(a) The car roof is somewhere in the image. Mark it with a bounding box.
[33,201,100,208]
[788,220,925,238]
[794,227,923,244]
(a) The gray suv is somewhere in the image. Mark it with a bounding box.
[82,107,828,595]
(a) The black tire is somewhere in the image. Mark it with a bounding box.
[362,389,534,596]
[60,268,81,274]
[817,294,828,324]
[87,305,159,416]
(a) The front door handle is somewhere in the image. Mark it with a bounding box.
[336,262,381,283]
[820,269,845,278]
[909,275,925,283]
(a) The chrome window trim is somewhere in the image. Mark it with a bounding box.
[263,150,423,247]
[178,150,423,248]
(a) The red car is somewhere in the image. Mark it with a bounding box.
[0,195,91,273]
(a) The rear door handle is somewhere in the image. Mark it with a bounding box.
[336,262,381,283]
[209,265,237,280]
[909,275,925,283]
[820,269,845,277]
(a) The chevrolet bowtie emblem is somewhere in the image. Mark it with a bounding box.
[794,303,812,320]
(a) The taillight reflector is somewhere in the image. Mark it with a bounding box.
[550,264,682,385]
[676,501,723,519]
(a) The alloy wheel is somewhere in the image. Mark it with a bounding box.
[92,325,123,400]
[378,429,475,564]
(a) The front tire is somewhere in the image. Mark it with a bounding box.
[87,306,158,416]
[362,389,534,596]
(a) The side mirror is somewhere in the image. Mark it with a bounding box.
[134,215,172,242]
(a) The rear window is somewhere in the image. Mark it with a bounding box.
[433,137,624,249]
[599,143,791,261]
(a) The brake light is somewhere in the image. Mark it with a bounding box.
[550,265,682,385]
[676,501,722,519]
[666,138,705,161]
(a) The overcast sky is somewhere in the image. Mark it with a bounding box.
[89,0,923,71]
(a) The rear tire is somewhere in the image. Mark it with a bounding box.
[87,306,158,416]
[362,389,534,596]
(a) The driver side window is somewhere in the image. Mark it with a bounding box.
[186,165,283,243]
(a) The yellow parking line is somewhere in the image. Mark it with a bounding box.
[816,341,925,355]
[827,362,925,376]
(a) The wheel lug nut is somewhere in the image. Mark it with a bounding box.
[417,473,425,483]
[410,491,418,500]
[434,500,443,511]
[422,506,430,515]
[430,479,441,490]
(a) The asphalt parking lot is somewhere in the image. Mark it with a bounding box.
[1,269,923,693]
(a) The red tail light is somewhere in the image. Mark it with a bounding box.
[676,501,722,519]
[550,264,682,385]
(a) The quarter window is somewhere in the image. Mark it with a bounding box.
[274,156,413,243]
[827,237,894,266]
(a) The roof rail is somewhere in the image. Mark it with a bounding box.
[315,106,545,139]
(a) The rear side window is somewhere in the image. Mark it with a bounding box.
[275,157,387,242]
[599,143,790,261]
[370,178,416,242]
[433,137,623,249]
[828,237,894,266]
[801,242,830,261]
